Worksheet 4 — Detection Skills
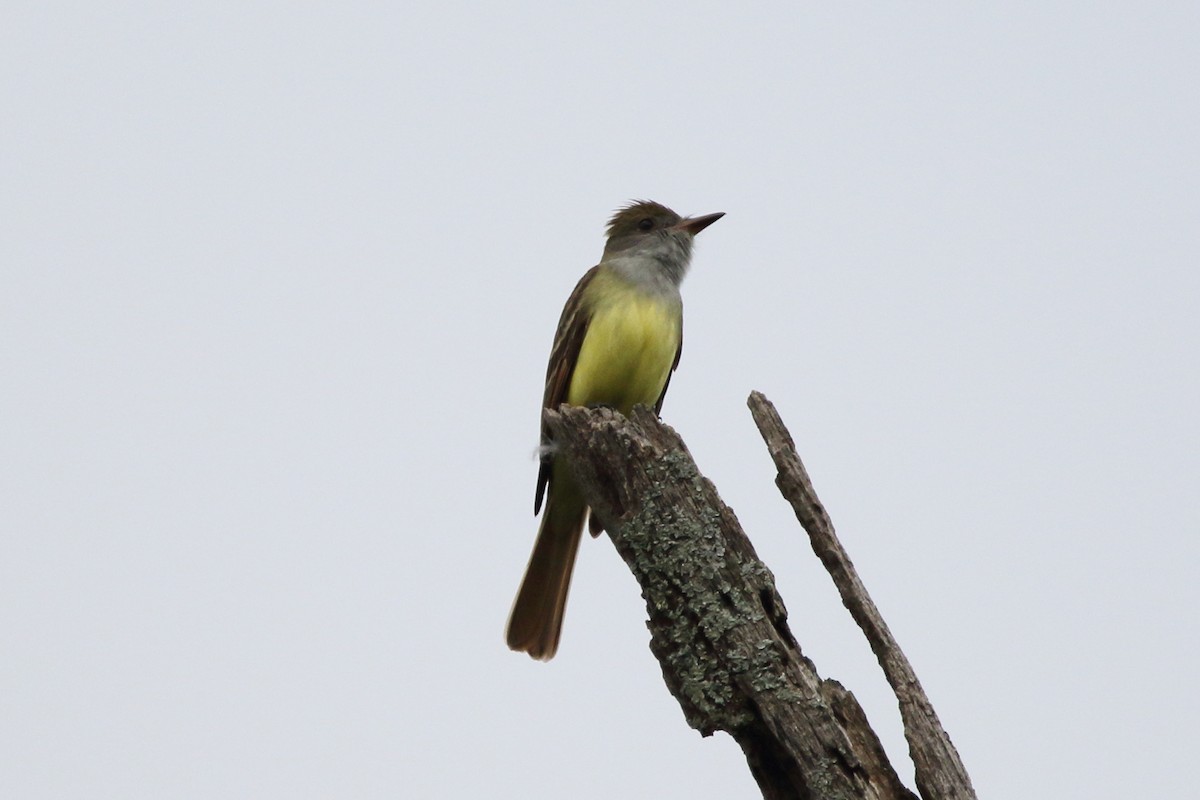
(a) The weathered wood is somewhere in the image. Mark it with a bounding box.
[747,391,977,800]
[544,404,917,800]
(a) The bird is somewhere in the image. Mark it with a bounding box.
[506,200,723,660]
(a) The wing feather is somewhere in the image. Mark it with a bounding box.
[534,266,599,514]
[653,307,683,414]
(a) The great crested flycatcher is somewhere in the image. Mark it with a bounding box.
[506,200,723,660]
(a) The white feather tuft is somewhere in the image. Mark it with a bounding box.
[532,443,558,461]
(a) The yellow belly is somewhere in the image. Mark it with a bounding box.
[567,289,681,414]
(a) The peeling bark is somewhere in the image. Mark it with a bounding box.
[544,403,929,800]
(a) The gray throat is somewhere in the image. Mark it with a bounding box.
[603,231,693,297]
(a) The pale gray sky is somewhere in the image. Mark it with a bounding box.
[3,3,1197,798]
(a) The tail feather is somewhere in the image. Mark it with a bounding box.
[506,485,587,660]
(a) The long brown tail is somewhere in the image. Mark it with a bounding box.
[506,480,586,661]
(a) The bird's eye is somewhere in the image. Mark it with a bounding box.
[637,218,654,231]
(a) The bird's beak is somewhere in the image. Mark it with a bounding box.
[676,211,725,235]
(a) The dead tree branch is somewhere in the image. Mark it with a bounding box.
[747,391,977,800]
[544,404,918,800]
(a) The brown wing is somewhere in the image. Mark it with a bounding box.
[653,307,683,414]
[534,266,599,514]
